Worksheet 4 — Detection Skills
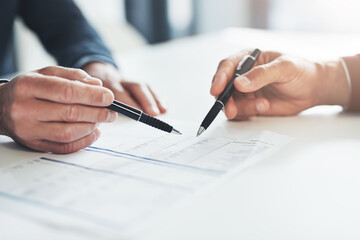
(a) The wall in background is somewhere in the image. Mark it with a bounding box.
[74,0,360,36]
[193,0,251,34]
[15,0,146,73]
[268,0,360,33]
[74,0,146,51]
[126,0,252,43]
[155,0,360,41]
[13,0,360,74]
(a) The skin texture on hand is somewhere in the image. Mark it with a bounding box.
[83,62,166,116]
[210,50,350,120]
[0,66,117,154]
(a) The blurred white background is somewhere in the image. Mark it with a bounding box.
[14,0,360,73]
[269,0,360,33]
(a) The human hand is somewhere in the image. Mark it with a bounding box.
[0,66,117,153]
[83,62,166,116]
[210,50,350,120]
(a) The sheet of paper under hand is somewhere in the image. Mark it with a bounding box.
[0,120,291,239]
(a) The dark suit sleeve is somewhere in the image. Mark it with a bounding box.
[18,0,117,68]
[342,54,360,112]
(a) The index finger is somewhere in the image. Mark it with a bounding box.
[24,74,114,106]
[210,50,284,97]
[37,66,103,86]
[210,50,252,97]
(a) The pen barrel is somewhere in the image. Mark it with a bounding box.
[198,49,261,135]
[107,101,141,121]
[217,75,237,103]
[200,101,223,130]
[139,113,173,133]
[218,58,257,104]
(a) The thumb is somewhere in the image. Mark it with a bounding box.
[234,58,295,93]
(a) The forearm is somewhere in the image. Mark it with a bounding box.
[317,59,350,108]
[19,0,116,68]
[342,54,360,111]
[0,80,10,136]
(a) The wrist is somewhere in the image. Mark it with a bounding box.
[82,61,109,69]
[0,81,9,135]
[73,55,118,70]
[83,62,122,86]
[316,59,350,107]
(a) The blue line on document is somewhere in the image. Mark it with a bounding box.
[0,191,124,230]
[85,146,225,175]
[40,157,194,193]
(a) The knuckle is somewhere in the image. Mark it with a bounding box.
[252,66,267,79]
[64,105,79,122]
[13,74,32,95]
[258,65,268,75]
[59,126,75,142]
[61,84,75,102]
[98,110,109,122]
[62,143,75,153]
[89,88,106,104]
[72,69,88,80]
[52,143,74,154]
[219,59,234,69]
[279,57,296,69]
[14,73,27,83]
[37,66,56,75]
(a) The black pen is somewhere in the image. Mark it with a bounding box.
[196,48,261,137]
[107,100,182,135]
[0,79,181,135]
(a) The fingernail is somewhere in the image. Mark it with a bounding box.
[221,72,227,80]
[236,77,251,87]
[160,102,168,111]
[102,92,112,105]
[151,106,160,116]
[107,111,116,122]
[94,129,101,141]
[92,77,103,86]
[256,102,266,113]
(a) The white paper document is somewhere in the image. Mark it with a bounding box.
[0,120,291,239]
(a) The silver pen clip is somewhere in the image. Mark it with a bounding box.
[236,55,250,71]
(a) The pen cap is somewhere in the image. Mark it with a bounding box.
[251,49,261,59]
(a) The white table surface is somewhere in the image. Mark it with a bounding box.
[1,28,360,240]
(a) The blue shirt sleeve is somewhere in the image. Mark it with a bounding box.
[18,0,118,68]
[72,54,118,69]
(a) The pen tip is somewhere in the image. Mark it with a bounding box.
[171,128,182,135]
[196,126,205,137]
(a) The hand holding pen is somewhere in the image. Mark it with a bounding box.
[0,67,180,154]
[197,49,261,136]
[0,68,118,154]
[209,50,350,122]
